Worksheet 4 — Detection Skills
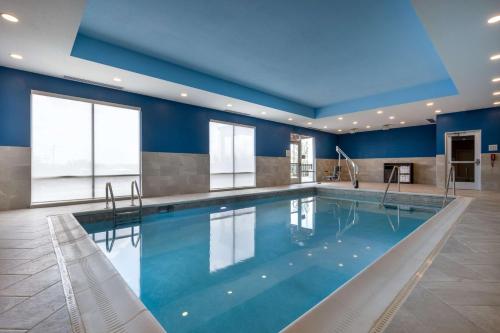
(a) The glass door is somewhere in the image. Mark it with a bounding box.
[300,137,315,183]
[445,130,481,190]
[289,134,315,183]
[290,142,300,184]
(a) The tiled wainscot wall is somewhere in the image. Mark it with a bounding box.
[0,146,31,210]
[339,157,437,185]
[435,154,500,190]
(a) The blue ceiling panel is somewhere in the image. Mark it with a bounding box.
[74,0,456,117]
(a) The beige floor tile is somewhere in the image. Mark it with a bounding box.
[28,306,72,333]
[0,265,60,297]
[451,305,500,333]
[422,281,500,306]
[0,282,65,329]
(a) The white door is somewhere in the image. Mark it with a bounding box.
[300,137,315,183]
[445,130,481,190]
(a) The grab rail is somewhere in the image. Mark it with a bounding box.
[336,146,359,188]
[105,182,116,226]
[131,180,142,220]
[381,165,400,205]
[442,164,456,207]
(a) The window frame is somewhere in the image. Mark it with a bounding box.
[30,90,142,204]
[209,119,256,191]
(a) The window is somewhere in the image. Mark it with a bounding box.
[31,93,140,203]
[209,121,255,190]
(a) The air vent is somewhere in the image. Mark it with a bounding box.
[63,76,124,90]
[382,124,391,130]
[224,109,250,116]
[426,118,436,124]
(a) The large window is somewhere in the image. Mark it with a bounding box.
[31,93,140,203]
[209,121,255,190]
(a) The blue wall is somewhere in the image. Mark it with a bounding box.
[0,66,337,158]
[337,125,436,159]
[436,107,500,154]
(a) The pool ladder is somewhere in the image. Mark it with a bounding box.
[442,164,456,207]
[380,165,401,206]
[105,180,143,227]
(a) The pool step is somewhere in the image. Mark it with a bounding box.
[106,181,143,227]
[115,209,142,224]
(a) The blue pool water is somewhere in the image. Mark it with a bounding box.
[83,193,438,333]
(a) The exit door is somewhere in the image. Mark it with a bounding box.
[445,130,481,190]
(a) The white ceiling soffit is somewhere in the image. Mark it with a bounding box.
[0,0,498,134]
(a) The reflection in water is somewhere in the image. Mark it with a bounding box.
[334,200,359,239]
[290,197,316,245]
[90,225,142,296]
[382,205,401,232]
[82,194,438,333]
[209,207,256,272]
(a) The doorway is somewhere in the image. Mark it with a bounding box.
[445,130,481,190]
[290,134,315,183]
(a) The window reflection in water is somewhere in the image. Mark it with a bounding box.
[90,225,141,296]
[290,197,316,245]
[209,207,256,272]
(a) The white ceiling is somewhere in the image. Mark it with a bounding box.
[0,0,499,134]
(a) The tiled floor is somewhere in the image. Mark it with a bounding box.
[385,190,500,333]
[326,182,500,332]
[0,182,497,332]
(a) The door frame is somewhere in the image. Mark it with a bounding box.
[444,130,481,190]
[289,134,316,184]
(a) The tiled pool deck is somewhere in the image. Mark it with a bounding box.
[0,182,496,332]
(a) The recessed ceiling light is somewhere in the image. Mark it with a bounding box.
[492,77,500,83]
[226,103,232,107]
[491,54,500,61]
[337,129,342,132]
[352,121,358,125]
[337,116,343,120]
[112,77,122,82]
[389,116,395,120]
[307,121,312,125]
[494,101,500,105]
[10,53,22,60]
[323,125,328,129]
[400,121,406,124]
[366,125,371,129]
[261,111,267,115]
[181,311,189,317]
[180,92,188,97]
[435,109,442,114]
[488,15,500,24]
[493,91,500,96]
[376,110,384,114]
[288,117,293,121]
[426,102,434,107]
[1,13,18,23]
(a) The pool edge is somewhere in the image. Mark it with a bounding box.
[50,187,469,333]
[280,195,472,333]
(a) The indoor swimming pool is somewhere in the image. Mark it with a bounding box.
[82,193,440,333]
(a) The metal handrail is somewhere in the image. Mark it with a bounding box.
[131,225,141,247]
[442,165,456,207]
[105,229,116,252]
[381,165,400,205]
[105,182,116,226]
[131,180,142,212]
[336,146,359,188]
